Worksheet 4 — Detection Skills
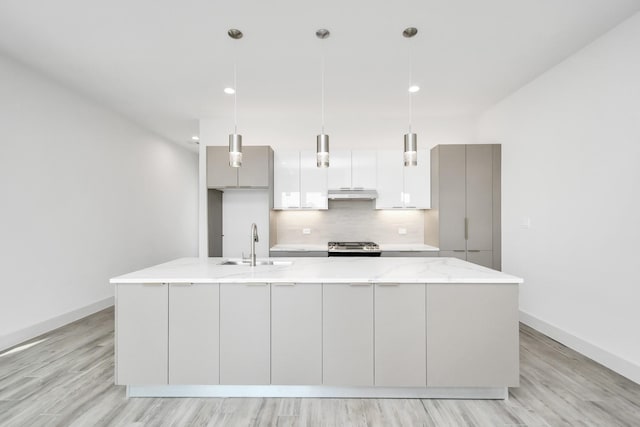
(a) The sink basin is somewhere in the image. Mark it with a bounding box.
[219,260,293,266]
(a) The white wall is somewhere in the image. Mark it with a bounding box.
[0,54,198,350]
[476,12,640,383]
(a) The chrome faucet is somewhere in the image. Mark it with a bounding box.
[249,223,259,266]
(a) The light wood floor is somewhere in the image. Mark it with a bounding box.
[1,307,639,427]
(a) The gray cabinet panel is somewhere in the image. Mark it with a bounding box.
[466,250,493,269]
[466,145,493,251]
[270,251,328,257]
[169,283,219,385]
[374,284,426,387]
[438,145,467,250]
[426,284,519,387]
[207,146,238,188]
[323,284,374,386]
[438,250,467,261]
[239,146,271,187]
[381,251,439,257]
[220,283,270,385]
[116,284,168,385]
[271,283,322,385]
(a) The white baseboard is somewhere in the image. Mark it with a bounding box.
[0,297,114,352]
[520,310,640,385]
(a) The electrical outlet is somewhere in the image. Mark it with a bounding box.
[302,228,311,235]
[398,227,407,235]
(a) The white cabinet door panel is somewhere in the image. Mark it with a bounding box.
[403,149,430,208]
[327,150,352,189]
[168,283,219,385]
[300,151,328,209]
[220,283,270,385]
[375,150,404,209]
[274,150,300,209]
[271,283,322,385]
[323,284,374,386]
[352,150,377,189]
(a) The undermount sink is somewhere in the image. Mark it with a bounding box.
[219,260,293,266]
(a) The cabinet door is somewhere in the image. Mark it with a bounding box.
[327,150,352,189]
[116,284,168,385]
[375,284,426,386]
[375,150,404,209]
[426,284,519,387]
[438,145,466,250]
[239,146,271,187]
[220,283,270,385]
[403,149,430,208]
[271,283,322,385]
[466,145,493,251]
[466,250,493,269]
[207,146,238,188]
[274,150,300,209]
[168,283,219,385]
[438,250,467,261]
[351,150,377,189]
[323,284,374,386]
[300,150,328,209]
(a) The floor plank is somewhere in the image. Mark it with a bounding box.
[0,307,638,426]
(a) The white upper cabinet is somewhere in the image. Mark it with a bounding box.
[351,150,377,189]
[274,150,300,209]
[274,150,327,210]
[376,149,430,209]
[328,150,377,190]
[327,150,351,189]
[375,150,404,209]
[300,150,328,209]
[403,149,430,209]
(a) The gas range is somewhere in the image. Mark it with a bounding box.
[327,241,381,257]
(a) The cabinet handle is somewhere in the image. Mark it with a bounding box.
[349,283,372,286]
[286,206,299,209]
[405,206,417,209]
[453,250,466,252]
[340,187,350,190]
[170,283,194,286]
[143,283,167,286]
[392,206,403,209]
[468,250,481,253]
[464,218,469,240]
[353,187,364,190]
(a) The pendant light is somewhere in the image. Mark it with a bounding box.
[228,28,243,167]
[316,28,330,168]
[403,27,418,167]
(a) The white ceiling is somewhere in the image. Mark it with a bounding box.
[0,0,638,147]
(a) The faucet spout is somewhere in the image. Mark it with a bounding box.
[250,223,259,266]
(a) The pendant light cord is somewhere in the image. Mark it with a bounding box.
[234,61,238,134]
[408,42,413,133]
[321,53,325,134]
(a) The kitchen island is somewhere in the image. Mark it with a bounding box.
[111,257,522,399]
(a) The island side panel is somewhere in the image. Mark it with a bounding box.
[219,283,270,385]
[374,284,427,387]
[323,284,374,386]
[168,283,220,385]
[115,283,168,385]
[271,283,322,385]
[426,283,519,387]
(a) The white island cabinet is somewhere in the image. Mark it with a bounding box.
[112,257,522,399]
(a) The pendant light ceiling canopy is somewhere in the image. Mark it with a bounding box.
[316,28,330,168]
[403,26,418,167]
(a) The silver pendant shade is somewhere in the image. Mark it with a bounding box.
[316,29,330,168]
[228,28,243,168]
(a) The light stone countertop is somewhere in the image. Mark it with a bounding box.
[270,243,439,252]
[110,257,522,284]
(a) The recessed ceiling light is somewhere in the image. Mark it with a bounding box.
[224,87,235,94]
[408,85,420,93]
[191,136,200,141]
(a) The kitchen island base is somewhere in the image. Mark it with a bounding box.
[127,385,508,400]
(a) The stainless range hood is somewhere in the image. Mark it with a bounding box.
[327,188,378,200]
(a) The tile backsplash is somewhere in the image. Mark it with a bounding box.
[274,200,426,244]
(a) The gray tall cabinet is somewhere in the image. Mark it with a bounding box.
[427,144,501,270]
